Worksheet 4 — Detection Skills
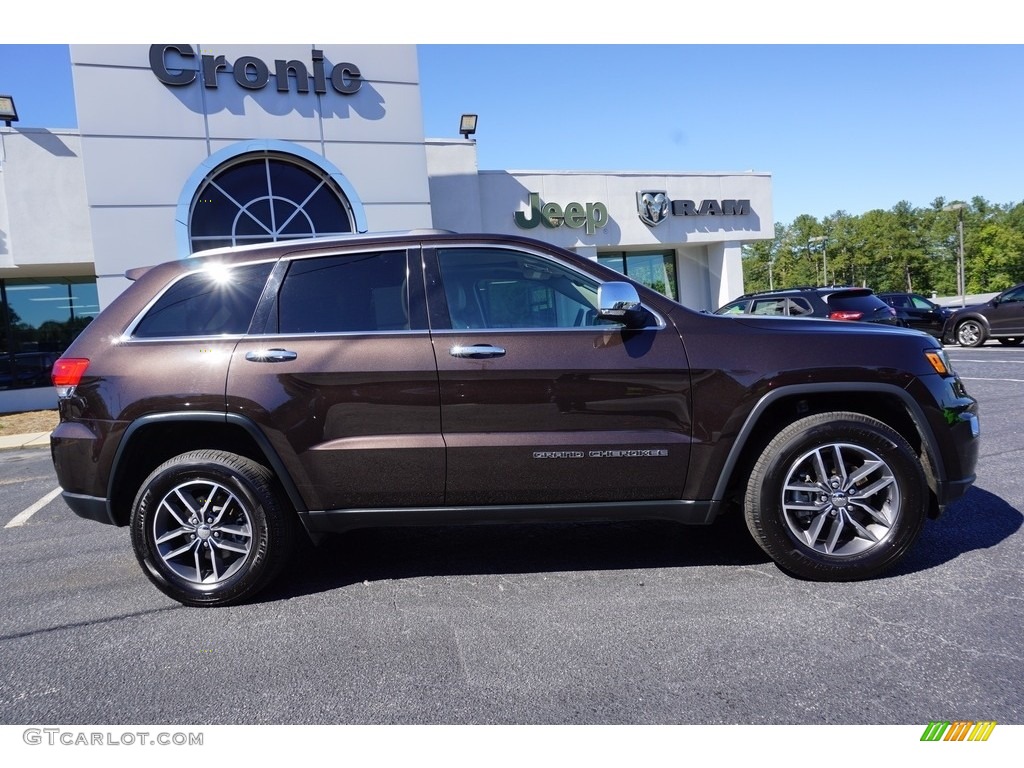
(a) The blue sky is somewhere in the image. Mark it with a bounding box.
[2,37,1022,226]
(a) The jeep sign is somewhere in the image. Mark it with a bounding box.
[514,192,609,236]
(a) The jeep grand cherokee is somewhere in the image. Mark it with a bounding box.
[50,231,980,606]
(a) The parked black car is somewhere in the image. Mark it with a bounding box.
[715,286,901,326]
[876,292,951,338]
[942,282,1024,347]
[49,232,979,606]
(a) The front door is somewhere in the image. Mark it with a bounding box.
[988,285,1024,336]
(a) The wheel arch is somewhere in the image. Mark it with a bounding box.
[106,412,307,526]
[955,312,991,333]
[711,383,945,518]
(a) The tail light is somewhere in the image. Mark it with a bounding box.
[52,358,90,398]
[828,310,863,321]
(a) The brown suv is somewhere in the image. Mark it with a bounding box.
[50,231,980,606]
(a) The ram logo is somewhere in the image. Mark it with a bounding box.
[637,191,670,227]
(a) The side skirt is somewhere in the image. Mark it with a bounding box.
[302,499,715,534]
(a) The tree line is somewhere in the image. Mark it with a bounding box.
[740,196,1024,298]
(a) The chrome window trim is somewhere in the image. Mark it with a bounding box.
[240,330,432,340]
[122,334,249,344]
[429,326,664,335]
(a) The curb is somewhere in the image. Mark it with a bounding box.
[0,432,52,450]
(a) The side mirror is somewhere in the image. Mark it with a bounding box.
[597,282,645,327]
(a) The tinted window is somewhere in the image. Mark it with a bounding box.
[1001,285,1024,302]
[827,293,888,312]
[788,298,814,316]
[2,276,98,388]
[884,294,911,308]
[277,251,409,334]
[437,248,607,329]
[134,262,273,338]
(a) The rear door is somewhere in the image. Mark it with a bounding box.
[226,247,444,511]
[426,243,692,506]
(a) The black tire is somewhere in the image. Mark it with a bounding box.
[997,337,1023,346]
[955,319,986,347]
[744,412,927,581]
[130,450,295,607]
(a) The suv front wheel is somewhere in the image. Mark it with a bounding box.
[744,412,927,581]
[955,319,986,347]
[130,450,295,607]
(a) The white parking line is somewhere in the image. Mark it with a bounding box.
[961,377,1024,383]
[5,487,62,528]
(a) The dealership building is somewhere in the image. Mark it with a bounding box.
[0,44,773,412]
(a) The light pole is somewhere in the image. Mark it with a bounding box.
[809,236,828,286]
[942,203,967,307]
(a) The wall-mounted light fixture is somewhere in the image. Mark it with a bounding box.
[0,95,18,127]
[459,113,478,140]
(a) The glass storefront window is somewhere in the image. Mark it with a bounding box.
[598,251,677,300]
[0,277,98,390]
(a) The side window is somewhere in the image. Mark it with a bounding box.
[437,248,609,329]
[751,299,785,316]
[277,250,409,334]
[910,296,933,309]
[787,298,814,316]
[718,301,747,315]
[1002,286,1024,303]
[133,262,273,338]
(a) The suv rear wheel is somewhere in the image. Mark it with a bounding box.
[130,450,295,607]
[744,412,927,581]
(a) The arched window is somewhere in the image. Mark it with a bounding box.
[188,152,355,253]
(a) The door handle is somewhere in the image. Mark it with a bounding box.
[449,344,506,359]
[245,348,298,363]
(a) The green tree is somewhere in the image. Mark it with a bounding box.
[967,221,1024,292]
[740,195,1024,299]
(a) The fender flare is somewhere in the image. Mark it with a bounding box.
[107,411,308,518]
[710,382,945,508]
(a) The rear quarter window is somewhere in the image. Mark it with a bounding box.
[827,293,887,312]
[132,262,274,338]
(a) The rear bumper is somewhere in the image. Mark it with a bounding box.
[60,490,116,525]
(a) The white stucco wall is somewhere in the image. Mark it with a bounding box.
[425,156,772,310]
[70,44,433,307]
[425,139,483,233]
[0,129,94,276]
